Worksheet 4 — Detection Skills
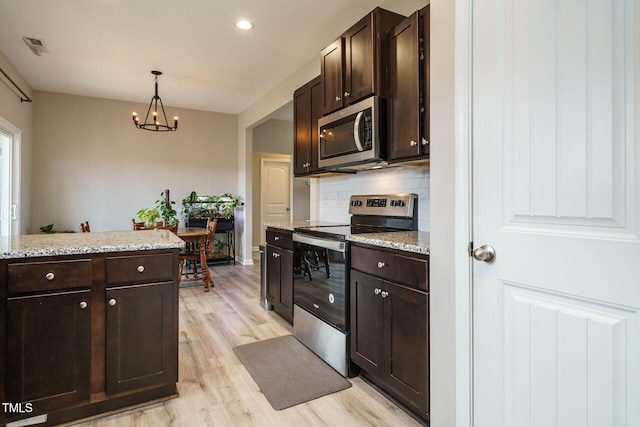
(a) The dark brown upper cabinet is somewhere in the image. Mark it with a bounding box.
[388,6,430,163]
[293,75,324,176]
[320,8,405,115]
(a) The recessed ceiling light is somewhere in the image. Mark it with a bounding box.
[235,20,254,30]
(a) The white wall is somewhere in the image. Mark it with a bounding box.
[316,166,430,230]
[430,0,463,425]
[32,91,237,232]
[0,50,33,234]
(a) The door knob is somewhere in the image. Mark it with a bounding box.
[472,244,496,263]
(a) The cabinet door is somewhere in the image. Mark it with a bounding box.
[344,14,374,104]
[293,84,311,175]
[350,270,385,378]
[308,76,324,173]
[421,5,430,156]
[388,12,423,161]
[105,282,175,394]
[266,244,280,305]
[6,290,91,412]
[321,38,344,114]
[276,248,293,323]
[385,282,429,416]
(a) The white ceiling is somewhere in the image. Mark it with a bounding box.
[0,0,417,119]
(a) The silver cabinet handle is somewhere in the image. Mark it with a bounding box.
[472,244,496,263]
[79,301,88,309]
[344,91,350,97]
[274,236,280,241]
[381,291,389,298]
[374,288,381,295]
[410,140,418,146]
[335,96,341,101]
[377,261,386,269]
[422,138,429,145]
[137,265,145,273]
[45,272,55,281]
[108,298,117,306]
[272,252,280,258]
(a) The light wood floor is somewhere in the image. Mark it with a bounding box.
[72,257,423,427]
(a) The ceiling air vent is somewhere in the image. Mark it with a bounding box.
[22,36,49,56]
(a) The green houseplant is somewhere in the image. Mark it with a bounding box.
[156,191,178,226]
[181,192,244,220]
[136,190,178,227]
[136,207,160,227]
[213,193,244,219]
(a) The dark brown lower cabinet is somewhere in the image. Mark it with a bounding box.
[6,290,92,412]
[106,282,175,394]
[351,269,429,420]
[266,244,293,323]
[1,249,179,426]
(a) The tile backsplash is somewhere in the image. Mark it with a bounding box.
[314,165,430,231]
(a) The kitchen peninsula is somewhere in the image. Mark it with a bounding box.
[0,230,185,426]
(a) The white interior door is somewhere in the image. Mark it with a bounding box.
[260,158,290,242]
[472,0,639,426]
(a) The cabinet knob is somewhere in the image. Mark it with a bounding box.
[374,288,381,295]
[410,140,418,147]
[137,265,145,273]
[79,301,88,309]
[381,291,389,298]
[422,138,429,145]
[45,272,55,281]
[344,91,350,97]
[377,261,386,269]
[274,236,280,241]
[108,298,117,306]
[335,96,341,102]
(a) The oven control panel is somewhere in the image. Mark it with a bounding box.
[348,194,417,217]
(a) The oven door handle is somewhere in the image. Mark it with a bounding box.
[293,233,346,253]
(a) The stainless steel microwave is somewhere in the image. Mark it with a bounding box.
[318,96,386,170]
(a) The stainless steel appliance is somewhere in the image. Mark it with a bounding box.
[318,96,386,171]
[293,194,418,377]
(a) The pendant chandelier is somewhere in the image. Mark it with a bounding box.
[132,70,178,132]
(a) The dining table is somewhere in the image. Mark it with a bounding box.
[176,227,213,291]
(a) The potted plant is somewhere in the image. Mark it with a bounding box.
[156,190,178,226]
[211,237,227,259]
[212,193,244,219]
[136,207,160,227]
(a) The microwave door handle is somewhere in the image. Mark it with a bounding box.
[353,111,365,151]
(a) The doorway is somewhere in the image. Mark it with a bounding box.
[260,158,291,244]
[0,117,20,236]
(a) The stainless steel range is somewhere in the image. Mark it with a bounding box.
[292,194,418,377]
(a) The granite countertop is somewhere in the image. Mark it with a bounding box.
[264,220,349,231]
[0,230,186,259]
[347,231,430,255]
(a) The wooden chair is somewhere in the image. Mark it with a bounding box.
[178,218,218,291]
[157,223,178,233]
[80,221,91,232]
[132,219,146,230]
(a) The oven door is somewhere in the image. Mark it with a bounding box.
[292,233,348,332]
